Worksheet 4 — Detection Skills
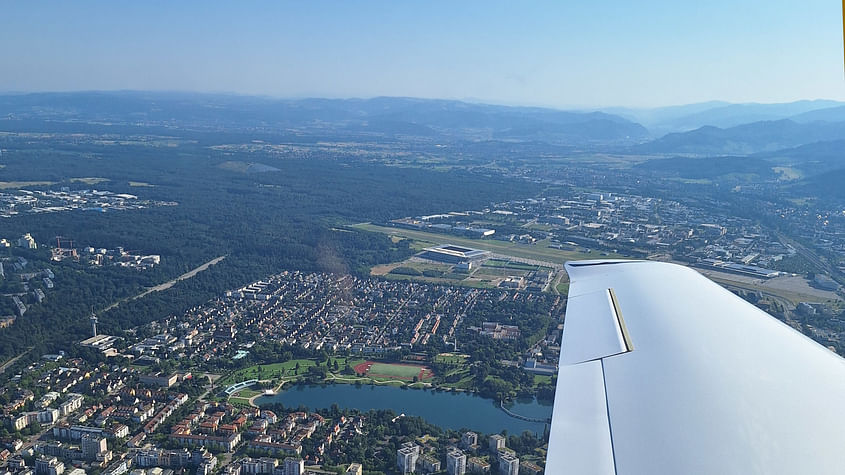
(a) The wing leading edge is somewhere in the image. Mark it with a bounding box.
[546,260,845,474]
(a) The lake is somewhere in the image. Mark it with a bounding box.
[256,383,553,435]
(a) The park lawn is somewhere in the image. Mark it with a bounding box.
[473,267,519,278]
[483,259,543,271]
[218,360,315,386]
[533,374,553,386]
[482,258,511,268]
[220,357,364,387]
[234,388,262,398]
[446,374,476,390]
[368,363,426,379]
[434,353,469,364]
[229,397,251,406]
[437,367,474,390]
[556,282,570,295]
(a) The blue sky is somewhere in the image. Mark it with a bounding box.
[1,1,843,108]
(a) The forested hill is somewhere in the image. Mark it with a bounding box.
[634,119,845,155]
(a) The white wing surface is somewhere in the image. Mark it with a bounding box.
[546,260,845,474]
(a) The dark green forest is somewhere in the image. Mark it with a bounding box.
[0,128,539,360]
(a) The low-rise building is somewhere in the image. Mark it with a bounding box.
[240,457,277,475]
[138,372,178,388]
[467,457,490,474]
[283,458,304,475]
[419,454,441,474]
[58,394,84,416]
[170,432,241,452]
[35,456,64,475]
[518,460,542,475]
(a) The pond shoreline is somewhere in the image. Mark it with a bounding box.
[255,382,553,435]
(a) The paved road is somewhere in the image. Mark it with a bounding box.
[197,373,223,400]
[0,347,33,375]
[548,269,567,294]
[16,424,52,456]
[375,290,418,345]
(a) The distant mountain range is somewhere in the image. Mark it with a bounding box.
[3,91,845,188]
[635,138,845,184]
[635,119,845,155]
[604,100,844,134]
[0,92,648,146]
[4,92,845,150]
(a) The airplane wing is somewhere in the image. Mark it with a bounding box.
[546,260,845,474]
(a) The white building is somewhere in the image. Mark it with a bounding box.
[283,458,304,475]
[461,431,477,450]
[397,442,420,474]
[240,457,277,475]
[82,434,108,461]
[59,394,84,416]
[18,233,37,249]
[38,409,59,424]
[447,447,467,475]
[35,456,64,475]
[498,452,519,475]
[489,434,506,453]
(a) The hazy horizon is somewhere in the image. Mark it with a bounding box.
[1,89,843,113]
[2,1,844,109]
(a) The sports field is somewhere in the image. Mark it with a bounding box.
[354,361,434,381]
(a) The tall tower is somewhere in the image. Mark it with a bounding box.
[90,312,98,337]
